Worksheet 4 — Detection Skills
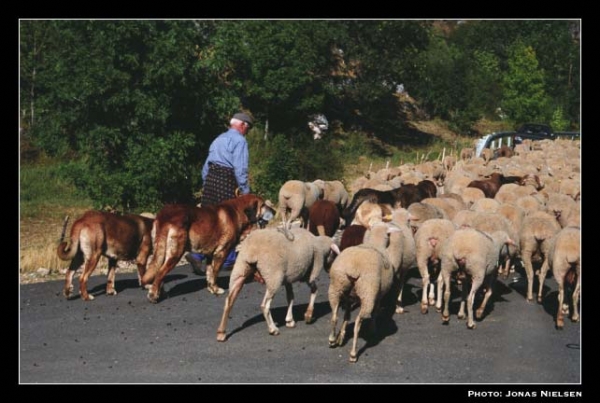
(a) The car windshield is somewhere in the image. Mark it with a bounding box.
[518,124,550,134]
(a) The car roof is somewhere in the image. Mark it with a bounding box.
[517,123,551,132]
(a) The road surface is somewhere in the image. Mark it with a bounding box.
[20,264,581,387]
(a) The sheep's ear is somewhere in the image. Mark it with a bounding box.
[505,236,516,246]
[330,243,341,255]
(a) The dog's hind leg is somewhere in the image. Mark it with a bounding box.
[136,252,151,287]
[63,252,83,299]
[79,251,101,301]
[147,229,187,303]
[147,257,180,303]
[106,258,118,296]
[207,249,228,295]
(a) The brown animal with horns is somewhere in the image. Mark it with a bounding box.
[141,194,274,302]
[56,211,154,301]
[466,172,543,199]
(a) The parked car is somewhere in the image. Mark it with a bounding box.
[516,123,554,138]
[474,123,580,158]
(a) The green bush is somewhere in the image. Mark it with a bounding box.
[60,129,200,211]
[550,106,570,131]
[250,132,345,202]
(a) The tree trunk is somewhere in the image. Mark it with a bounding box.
[30,66,35,129]
[264,117,269,141]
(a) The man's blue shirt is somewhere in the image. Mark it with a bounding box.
[202,128,250,194]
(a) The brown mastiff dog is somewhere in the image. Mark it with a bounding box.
[56,211,154,301]
[142,194,274,302]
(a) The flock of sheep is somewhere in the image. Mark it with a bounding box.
[217,138,581,362]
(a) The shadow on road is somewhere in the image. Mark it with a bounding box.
[340,306,399,361]
[163,277,207,299]
[225,301,332,341]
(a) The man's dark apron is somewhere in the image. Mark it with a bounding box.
[200,162,237,206]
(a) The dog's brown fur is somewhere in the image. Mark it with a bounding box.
[56,210,154,301]
[141,194,271,301]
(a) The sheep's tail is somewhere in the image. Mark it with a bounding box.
[56,216,80,261]
[317,225,326,236]
[142,221,167,284]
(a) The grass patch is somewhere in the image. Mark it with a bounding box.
[20,158,94,276]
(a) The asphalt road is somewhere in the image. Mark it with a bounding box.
[19,263,581,386]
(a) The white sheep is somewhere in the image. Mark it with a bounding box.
[278,180,323,229]
[407,202,447,233]
[563,203,580,228]
[439,228,515,329]
[494,183,521,204]
[471,211,520,278]
[422,197,459,220]
[445,174,474,195]
[443,155,456,171]
[460,187,486,209]
[547,226,581,329]
[519,211,562,302]
[439,193,467,211]
[452,209,479,229]
[460,147,474,160]
[313,179,350,212]
[545,192,578,228]
[413,218,456,314]
[497,203,526,239]
[515,195,543,215]
[327,222,403,362]
[470,198,501,214]
[559,178,580,201]
[216,227,336,341]
[352,201,393,228]
[388,208,417,314]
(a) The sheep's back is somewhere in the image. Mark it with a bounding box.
[442,229,492,272]
[329,246,386,284]
[239,228,316,283]
[549,227,580,269]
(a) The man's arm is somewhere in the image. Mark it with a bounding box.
[232,139,250,194]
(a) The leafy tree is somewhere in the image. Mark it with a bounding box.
[501,40,550,124]
[463,50,502,118]
[20,19,580,212]
[328,20,430,139]
[452,20,580,124]
[411,30,465,120]
[201,20,345,137]
[20,20,235,210]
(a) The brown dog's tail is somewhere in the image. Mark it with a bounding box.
[56,216,80,261]
[59,215,69,243]
[142,221,167,284]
